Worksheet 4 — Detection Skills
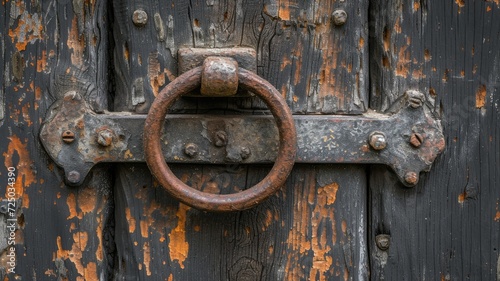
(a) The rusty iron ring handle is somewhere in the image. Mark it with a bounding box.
[143,66,297,212]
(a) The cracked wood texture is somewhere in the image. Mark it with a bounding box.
[369,1,500,280]
[0,1,114,280]
[111,0,369,280]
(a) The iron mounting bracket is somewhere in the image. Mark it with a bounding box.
[39,90,445,187]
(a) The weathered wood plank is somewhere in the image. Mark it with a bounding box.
[111,1,370,280]
[111,0,368,114]
[369,1,500,280]
[113,164,368,280]
[0,1,113,279]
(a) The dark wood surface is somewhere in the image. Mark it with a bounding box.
[111,0,368,114]
[369,1,500,280]
[0,1,114,280]
[113,164,367,280]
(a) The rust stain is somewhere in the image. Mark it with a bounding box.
[458,192,466,204]
[341,220,347,235]
[382,56,390,68]
[123,43,130,63]
[476,84,486,108]
[394,18,401,34]
[293,41,303,86]
[148,52,166,97]
[35,86,42,110]
[308,182,339,280]
[318,42,342,103]
[429,87,437,97]
[262,209,277,231]
[143,242,152,276]
[395,45,410,78]
[168,204,190,269]
[455,0,465,13]
[95,214,103,262]
[168,274,173,281]
[424,49,431,62]
[320,182,339,206]
[358,37,365,49]
[285,176,339,280]
[66,193,80,219]
[78,187,97,214]
[3,136,36,198]
[8,4,44,52]
[278,0,291,20]
[22,193,29,208]
[383,27,391,52]
[443,69,451,82]
[140,220,149,238]
[203,182,220,194]
[37,50,47,72]
[67,17,86,68]
[487,6,492,12]
[494,211,500,221]
[55,232,97,281]
[413,1,420,11]
[125,207,136,233]
[412,68,425,79]
[21,103,32,127]
[45,269,56,277]
[281,52,292,71]
[124,149,133,159]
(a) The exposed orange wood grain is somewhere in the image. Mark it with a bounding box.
[67,17,86,68]
[476,84,486,108]
[168,204,190,269]
[55,232,97,280]
[3,136,36,198]
[78,187,97,214]
[143,242,152,276]
[125,207,137,233]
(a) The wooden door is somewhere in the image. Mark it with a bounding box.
[0,1,498,281]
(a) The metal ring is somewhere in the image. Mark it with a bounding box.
[143,66,297,211]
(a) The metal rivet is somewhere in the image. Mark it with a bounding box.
[332,9,347,26]
[375,234,390,251]
[97,129,114,147]
[410,133,424,148]
[67,171,81,184]
[62,130,75,144]
[368,132,387,151]
[240,147,251,159]
[404,171,419,186]
[214,131,228,147]
[184,143,199,157]
[132,9,148,27]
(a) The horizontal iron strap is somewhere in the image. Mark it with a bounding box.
[114,114,392,164]
[39,92,444,186]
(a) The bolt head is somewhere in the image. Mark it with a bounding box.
[132,9,148,26]
[404,171,419,186]
[184,143,199,157]
[97,129,114,147]
[214,131,228,147]
[369,132,387,151]
[67,170,81,184]
[332,9,347,26]
[375,234,391,251]
[62,130,75,144]
[410,133,424,148]
[240,147,251,159]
